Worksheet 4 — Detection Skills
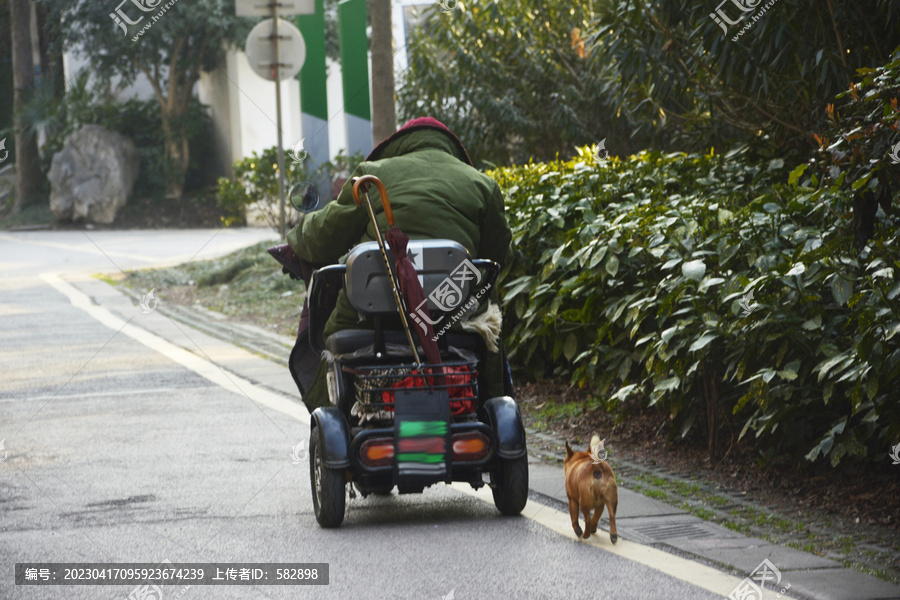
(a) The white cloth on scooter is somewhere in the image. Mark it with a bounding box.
[460,301,502,353]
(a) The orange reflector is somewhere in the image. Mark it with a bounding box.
[451,432,490,461]
[367,444,394,461]
[361,433,489,465]
[360,438,394,467]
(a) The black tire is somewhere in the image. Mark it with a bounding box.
[490,454,529,516]
[309,427,346,527]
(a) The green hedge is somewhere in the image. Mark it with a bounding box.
[490,148,899,467]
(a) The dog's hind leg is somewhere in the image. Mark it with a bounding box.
[589,503,603,534]
[581,505,592,539]
[568,498,582,538]
[607,499,618,544]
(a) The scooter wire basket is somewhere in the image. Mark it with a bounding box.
[351,361,478,420]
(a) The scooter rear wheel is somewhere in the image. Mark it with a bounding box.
[490,454,528,516]
[310,427,346,527]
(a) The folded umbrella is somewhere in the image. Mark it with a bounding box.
[351,176,442,367]
[384,227,442,366]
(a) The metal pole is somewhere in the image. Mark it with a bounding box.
[272,4,287,239]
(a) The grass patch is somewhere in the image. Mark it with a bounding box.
[724,521,752,534]
[644,489,669,501]
[673,481,701,495]
[775,519,794,533]
[691,507,717,521]
[119,240,304,338]
[702,494,730,507]
[532,400,585,422]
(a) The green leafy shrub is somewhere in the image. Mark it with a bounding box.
[216,148,364,227]
[86,98,214,198]
[586,0,900,155]
[491,146,898,467]
[33,72,215,200]
[398,0,900,164]
[398,0,647,166]
[785,46,900,464]
[216,147,308,228]
[805,46,900,249]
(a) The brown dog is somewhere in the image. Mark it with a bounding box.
[564,434,618,543]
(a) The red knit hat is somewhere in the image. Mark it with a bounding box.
[365,117,474,166]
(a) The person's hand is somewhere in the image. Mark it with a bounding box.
[283,265,302,280]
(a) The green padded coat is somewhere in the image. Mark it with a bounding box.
[287,128,512,411]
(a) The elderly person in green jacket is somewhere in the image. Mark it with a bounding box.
[287,117,512,412]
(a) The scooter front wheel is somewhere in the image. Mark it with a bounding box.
[309,427,346,527]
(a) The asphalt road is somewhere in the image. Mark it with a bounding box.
[1,229,733,600]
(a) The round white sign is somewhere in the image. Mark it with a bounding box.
[245,18,306,82]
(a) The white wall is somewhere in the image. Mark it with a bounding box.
[227,50,303,163]
[62,51,160,102]
[325,56,347,164]
[197,65,233,180]
[393,0,432,75]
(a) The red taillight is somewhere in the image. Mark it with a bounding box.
[360,437,394,467]
[451,432,490,461]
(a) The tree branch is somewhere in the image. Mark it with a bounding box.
[851,3,885,64]
[824,0,852,87]
[134,58,166,110]
[634,0,813,142]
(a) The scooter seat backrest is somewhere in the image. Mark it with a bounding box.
[344,239,480,317]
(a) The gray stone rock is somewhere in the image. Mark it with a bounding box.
[49,124,140,224]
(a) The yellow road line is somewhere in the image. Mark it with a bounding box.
[40,272,309,426]
[449,483,800,600]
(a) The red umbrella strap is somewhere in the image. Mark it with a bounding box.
[352,176,396,228]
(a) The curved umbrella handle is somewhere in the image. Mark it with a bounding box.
[352,175,395,227]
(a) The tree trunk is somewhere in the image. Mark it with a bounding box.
[35,1,64,146]
[9,0,41,214]
[140,39,195,200]
[158,84,190,200]
[160,114,187,200]
[369,0,396,144]
[703,361,719,464]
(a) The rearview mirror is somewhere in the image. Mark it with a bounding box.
[289,181,321,213]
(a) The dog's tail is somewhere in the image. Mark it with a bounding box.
[589,434,607,464]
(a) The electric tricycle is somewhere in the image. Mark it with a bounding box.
[271,176,528,527]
